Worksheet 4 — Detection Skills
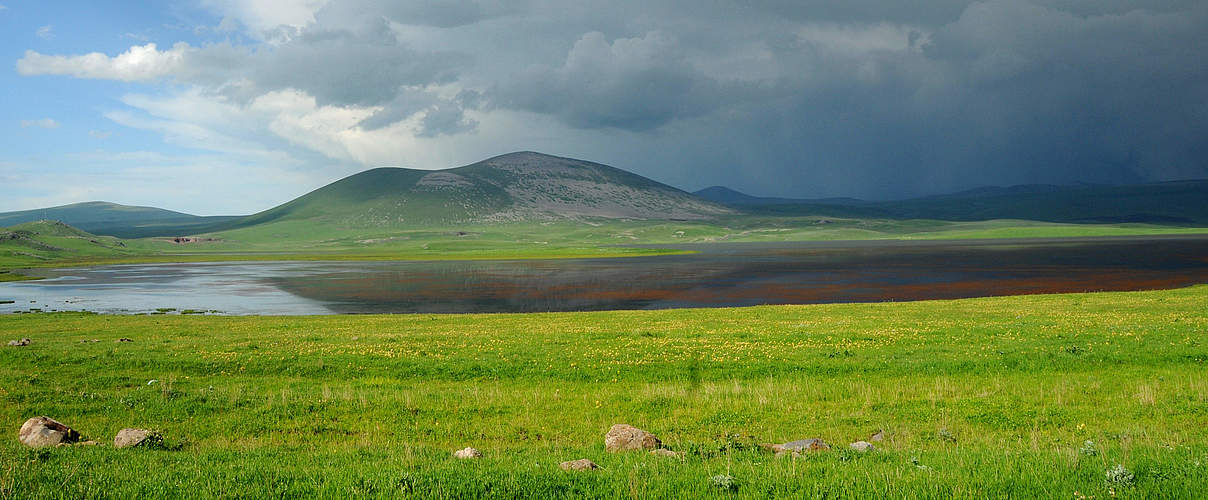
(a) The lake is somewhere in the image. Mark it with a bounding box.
[2,236,1207,315]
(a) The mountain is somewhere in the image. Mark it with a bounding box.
[694,186,805,206]
[698,180,1208,224]
[0,201,239,238]
[220,151,733,231]
[694,186,866,207]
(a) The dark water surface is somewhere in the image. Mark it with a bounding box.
[2,236,1207,315]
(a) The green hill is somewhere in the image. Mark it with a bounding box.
[218,151,733,233]
[0,220,136,276]
[697,180,1208,224]
[0,201,238,238]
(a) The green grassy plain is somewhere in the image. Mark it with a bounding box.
[4,216,1208,278]
[1,286,1205,498]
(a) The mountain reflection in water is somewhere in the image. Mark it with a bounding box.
[2,236,1207,315]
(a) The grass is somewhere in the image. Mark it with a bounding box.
[4,216,1207,279]
[1,285,1206,498]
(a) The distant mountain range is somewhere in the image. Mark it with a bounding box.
[694,180,1208,225]
[2,152,1206,238]
[0,201,239,239]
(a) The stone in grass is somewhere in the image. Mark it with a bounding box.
[114,428,164,449]
[559,459,600,471]
[116,338,133,343]
[849,441,876,452]
[453,447,483,459]
[7,338,31,347]
[649,448,680,458]
[604,424,661,452]
[18,417,81,448]
[869,429,885,442]
[781,438,831,452]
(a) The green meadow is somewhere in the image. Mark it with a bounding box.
[1,285,1205,498]
[5,216,1207,278]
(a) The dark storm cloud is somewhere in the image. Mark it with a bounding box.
[491,31,735,131]
[482,0,1208,198]
[19,0,1208,198]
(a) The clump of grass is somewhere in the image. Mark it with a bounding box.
[710,474,737,492]
[938,428,956,443]
[1105,464,1135,487]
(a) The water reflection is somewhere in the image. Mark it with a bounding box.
[1,236,1206,315]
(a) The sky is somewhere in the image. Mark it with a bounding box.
[2,0,1207,215]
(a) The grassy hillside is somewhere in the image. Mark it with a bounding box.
[1,286,1205,497]
[0,201,238,238]
[4,155,1205,244]
[217,152,732,233]
[0,221,138,280]
[701,180,1208,225]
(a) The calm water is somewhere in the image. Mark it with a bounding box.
[2,236,1207,315]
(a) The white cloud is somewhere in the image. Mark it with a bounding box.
[20,118,59,129]
[17,43,190,81]
[200,0,329,34]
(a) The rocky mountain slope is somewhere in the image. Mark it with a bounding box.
[222,151,733,230]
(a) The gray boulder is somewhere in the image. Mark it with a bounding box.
[560,459,600,471]
[604,424,661,452]
[453,447,482,459]
[114,428,162,449]
[7,338,30,347]
[781,438,831,452]
[849,441,876,452]
[650,448,680,458]
[18,416,81,448]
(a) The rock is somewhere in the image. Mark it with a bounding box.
[114,428,161,449]
[869,429,885,442]
[7,338,31,347]
[116,338,133,343]
[849,441,876,452]
[759,443,786,454]
[18,417,81,448]
[781,438,831,452]
[559,459,600,471]
[453,447,482,459]
[649,448,680,458]
[604,424,661,452]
